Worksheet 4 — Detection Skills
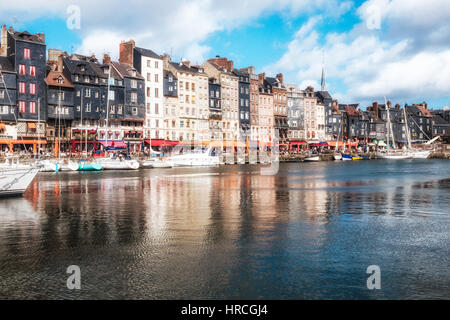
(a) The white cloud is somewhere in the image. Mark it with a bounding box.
[265,0,450,106]
[0,0,351,63]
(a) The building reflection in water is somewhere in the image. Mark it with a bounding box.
[0,161,448,299]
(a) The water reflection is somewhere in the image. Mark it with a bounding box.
[0,160,449,299]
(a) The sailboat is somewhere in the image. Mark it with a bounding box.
[376,98,411,160]
[402,107,432,159]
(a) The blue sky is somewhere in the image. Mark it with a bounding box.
[1,0,449,109]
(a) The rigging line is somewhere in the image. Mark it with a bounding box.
[405,109,431,141]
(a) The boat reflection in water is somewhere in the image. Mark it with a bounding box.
[0,160,449,299]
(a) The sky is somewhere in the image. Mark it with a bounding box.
[1,0,450,109]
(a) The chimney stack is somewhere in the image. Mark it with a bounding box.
[258,73,265,85]
[162,54,171,69]
[103,54,111,65]
[1,24,7,57]
[57,54,64,72]
[36,33,45,43]
[119,40,135,66]
[276,73,284,84]
[372,101,379,118]
[182,60,191,68]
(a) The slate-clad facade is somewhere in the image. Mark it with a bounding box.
[233,69,250,135]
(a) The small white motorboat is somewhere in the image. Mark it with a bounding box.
[304,156,320,162]
[98,158,140,170]
[142,158,173,169]
[167,147,220,167]
[334,153,342,161]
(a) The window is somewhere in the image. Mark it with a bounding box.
[0,106,8,114]
[19,64,26,75]
[19,82,26,94]
[0,90,4,99]
[85,88,91,98]
[110,105,115,114]
[86,103,91,112]
[186,82,190,90]
[147,73,151,81]
[131,92,138,103]
[147,61,151,68]
[29,101,36,114]
[191,83,195,92]
[155,103,159,115]
[155,61,159,68]
[24,48,31,59]
[108,91,115,100]
[155,74,158,83]
[29,83,36,95]
[118,105,123,114]
[155,88,159,98]
[147,87,150,97]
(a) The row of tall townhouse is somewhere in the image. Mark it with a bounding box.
[2,26,448,154]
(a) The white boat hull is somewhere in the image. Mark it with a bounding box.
[0,167,40,197]
[304,156,320,162]
[409,150,431,159]
[334,154,342,161]
[98,159,140,170]
[377,154,412,160]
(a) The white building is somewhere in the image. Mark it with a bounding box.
[119,41,164,139]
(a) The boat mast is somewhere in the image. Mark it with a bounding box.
[403,107,412,149]
[58,88,62,160]
[80,91,83,156]
[37,98,40,157]
[105,64,112,153]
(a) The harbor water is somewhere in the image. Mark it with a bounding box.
[0,160,449,299]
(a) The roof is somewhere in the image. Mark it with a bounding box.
[134,47,161,60]
[406,105,432,118]
[64,57,99,77]
[112,61,143,80]
[170,61,206,75]
[164,69,177,80]
[315,91,332,100]
[45,71,74,88]
[206,61,235,75]
[0,57,15,73]
[432,114,449,125]
[343,105,360,117]
[11,30,45,44]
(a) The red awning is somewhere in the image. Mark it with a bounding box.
[98,140,127,148]
[145,139,164,147]
[290,141,307,145]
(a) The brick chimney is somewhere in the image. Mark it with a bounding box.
[208,56,233,72]
[372,102,379,118]
[182,60,190,68]
[36,33,45,43]
[57,54,64,72]
[276,73,284,84]
[103,54,111,65]
[258,73,265,85]
[119,40,135,65]
[161,54,171,69]
[1,24,7,57]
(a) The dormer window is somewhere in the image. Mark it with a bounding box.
[80,65,85,72]
[57,76,63,84]
[132,70,136,77]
